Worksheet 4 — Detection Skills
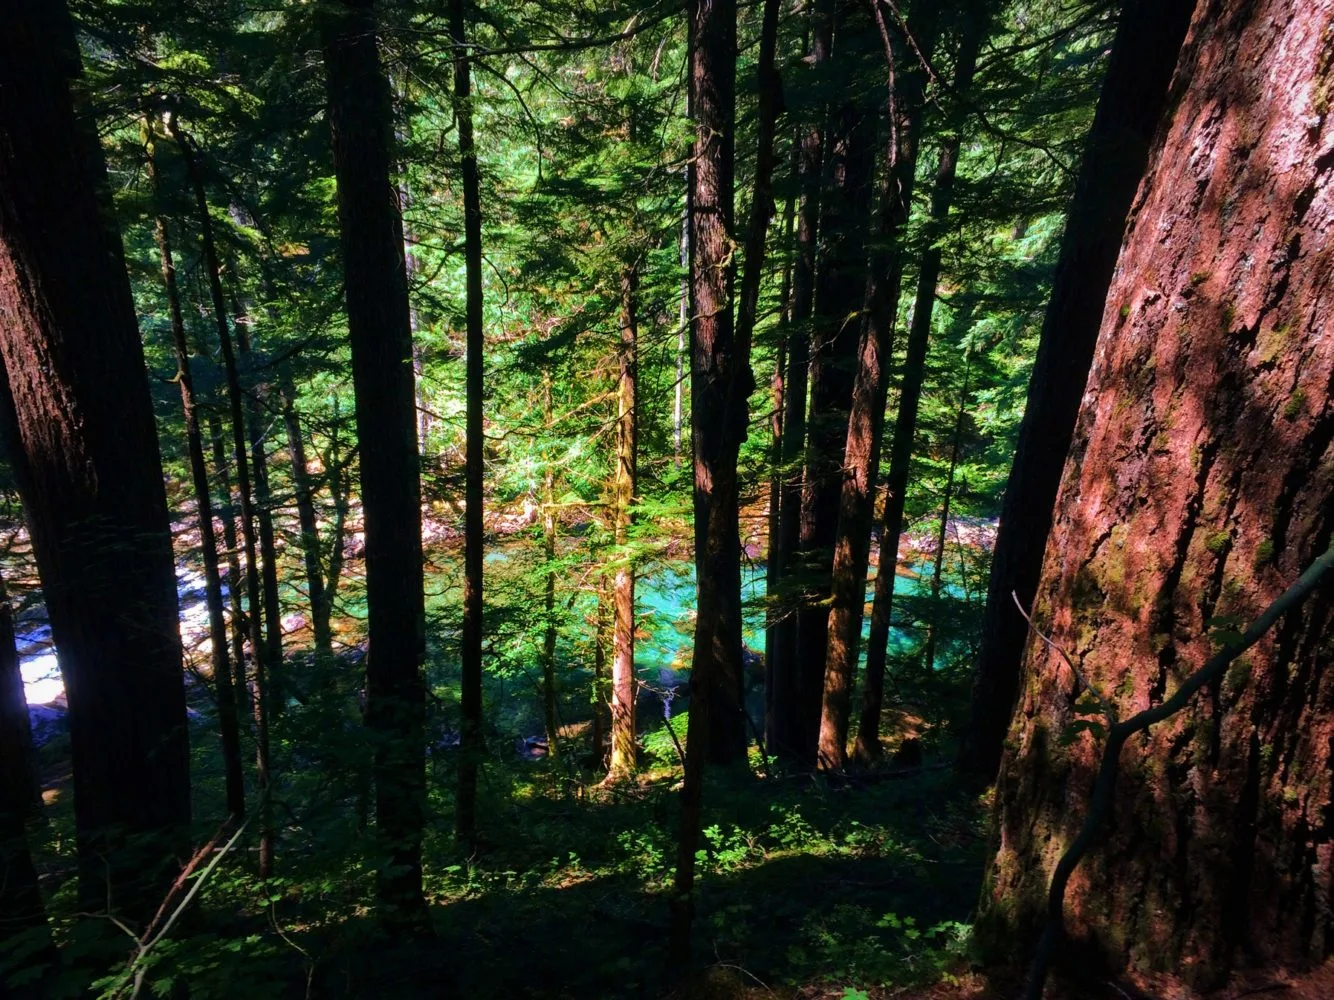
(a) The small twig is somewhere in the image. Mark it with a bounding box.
[1024,543,1334,999]
[1012,590,1114,721]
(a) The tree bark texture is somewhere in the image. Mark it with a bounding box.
[0,0,190,922]
[673,0,743,961]
[610,267,640,780]
[980,0,1334,986]
[323,0,428,925]
[791,0,876,768]
[959,0,1196,784]
[768,14,829,763]
[850,12,982,766]
[819,6,940,771]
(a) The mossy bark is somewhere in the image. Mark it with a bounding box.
[980,0,1334,987]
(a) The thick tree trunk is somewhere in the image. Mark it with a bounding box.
[322,0,428,926]
[791,0,876,768]
[671,0,743,962]
[172,123,275,876]
[847,14,982,765]
[768,17,828,762]
[280,378,333,657]
[609,267,639,780]
[980,0,1334,987]
[449,0,487,854]
[147,140,246,820]
[0,0,191,922]
[958,0,1195,784]
[819,8,939,771]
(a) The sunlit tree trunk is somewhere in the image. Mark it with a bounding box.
[0,0,190,920]
[819,6,939,771]
[609,266,640,780]
[322,0,428,927]
[672,0,753,961]
[540,370,561,759]
[980,0,1334,985]
[792,0,875,768]
[958,0,1195,784]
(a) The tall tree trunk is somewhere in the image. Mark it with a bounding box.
[671,0,744,962]
[920,367,969,675]
[0,576,54,993]
[322,0,428,927]
[540,370,560,759]
[0,0,190,921]
[280,377,333,657]
[981,0,1334,986]
[609,266,640,780]
[769,18,828,762]
[449,0,487,854]
[846,12,981,766]
[764,206,791,743]
[147,138,246,820]
[819,6,940,771]
[790,0,876,768]
[206,408,252,710]
[231,304,285,718]
[321,418,353,641]
[958,0,1195,784]
[592,583,610,766]
[171,122,275,877]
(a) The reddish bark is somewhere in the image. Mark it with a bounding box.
[981,0,1334,986]
[959,0,1196,784]
[852,12,986,766]
[0,0,190,920]
[792,0,877,767]
[609,268,639,780]
[819,7,940,771]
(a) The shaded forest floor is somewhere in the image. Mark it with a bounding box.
[27,721,1334,999]
[30,723,992,999]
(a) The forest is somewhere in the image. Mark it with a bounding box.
[2,0,1333,996]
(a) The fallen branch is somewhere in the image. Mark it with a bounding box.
[1024,541,1334,999]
